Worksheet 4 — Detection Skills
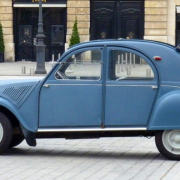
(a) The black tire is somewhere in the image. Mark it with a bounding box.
[0,112,12,153]
[8,134,24,148]
[155,130,180,160]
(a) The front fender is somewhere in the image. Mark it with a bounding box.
[0,97,34,132]
[148,91,180,130]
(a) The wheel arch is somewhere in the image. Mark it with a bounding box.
[0,99,31,131]
[0,98,36,146]
[148,91,180,130]
[0,105,19,128]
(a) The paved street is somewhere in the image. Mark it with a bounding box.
[0,137,180,180]
[0,62,179,180]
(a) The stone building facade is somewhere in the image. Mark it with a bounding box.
[0,0,179,62]
[0,0,14,62]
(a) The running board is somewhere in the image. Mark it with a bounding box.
[37,127,147,132]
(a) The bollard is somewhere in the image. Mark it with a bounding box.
[125,53,128,69]
[121,54,124,72]
[117,55,120,74]
[22,66,26,74]
[130,53,132,69]
[52,54,54,62]
[74,57,76,67]
[30,69,34,76]
[148,69,151,77]
[58,53,61,59]
[51,54,55,67]
[133,54,135,68]
[127,67,131,75]
[22,66,24,74]
[140,58,142,65]
[146,69,151,77]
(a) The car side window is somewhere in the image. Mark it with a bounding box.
[55,49,102,81]
[109,50,154,80]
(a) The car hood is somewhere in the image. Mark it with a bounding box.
[0,78,42,85]
[0,78,43,106]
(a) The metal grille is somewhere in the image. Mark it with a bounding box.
[14,7,66,61]
[176,13,180,45]
[3,85,32,104]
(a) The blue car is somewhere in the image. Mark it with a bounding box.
[0,39,180,160]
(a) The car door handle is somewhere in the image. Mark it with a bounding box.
[152,85,158,89]
[43,84,49,88]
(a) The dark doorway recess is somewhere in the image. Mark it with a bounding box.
[90,0,144,40]
[176,13,180,45]
[13,7,66,61]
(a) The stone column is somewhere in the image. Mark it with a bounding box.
[167,0,175,45]
[144,0,168,43]
[66,0,90,47]
[0,0,14,62]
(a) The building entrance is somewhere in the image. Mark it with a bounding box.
[90,1,144,40]
[14,7,66,61]
[176,11,180,45]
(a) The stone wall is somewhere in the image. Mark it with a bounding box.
[167,0,175,45]
[0,0,14,62]
[144,0,168,43]
[66,0,90,46]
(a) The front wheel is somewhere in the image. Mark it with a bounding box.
[8,134,24,148]
[0,112,12,153]
[155,130,180,160]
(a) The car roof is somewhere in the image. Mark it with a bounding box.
[69,39,175,50]
[60,39,180,82]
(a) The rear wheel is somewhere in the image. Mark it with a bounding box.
[155,130,180,160]
[0,112,12,153]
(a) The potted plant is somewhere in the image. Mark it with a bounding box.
[69,17,81,61]
[69,17,80,47]
[0,22,5,62]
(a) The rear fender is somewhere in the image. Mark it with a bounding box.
[148,91,180,130]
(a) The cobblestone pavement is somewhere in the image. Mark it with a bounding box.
[0,137,180,180]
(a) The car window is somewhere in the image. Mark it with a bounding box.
[55,49,102,81]
[109,50,154,80]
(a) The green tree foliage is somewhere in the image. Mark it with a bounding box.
[69,18,80,47]
[0,22,5,53]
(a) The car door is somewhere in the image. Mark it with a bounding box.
[39,48,103,128]
[105,47,158,127]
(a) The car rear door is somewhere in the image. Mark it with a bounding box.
[104,47,158,127]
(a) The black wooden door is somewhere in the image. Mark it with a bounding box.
[90,1,117,40]
[119,1,144,39]
[91,1,144,40]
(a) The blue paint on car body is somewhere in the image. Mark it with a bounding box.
[0,39,180,132]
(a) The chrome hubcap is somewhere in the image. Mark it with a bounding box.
[0,123,3,142]
[163,130,180,155]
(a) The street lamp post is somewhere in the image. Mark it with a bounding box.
[35,0,47,74]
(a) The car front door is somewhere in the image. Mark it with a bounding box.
[104,48,158,127]
[39,48,103,128]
